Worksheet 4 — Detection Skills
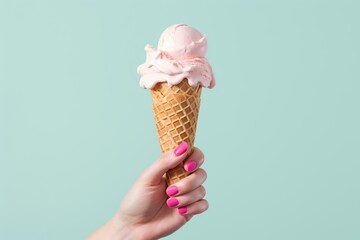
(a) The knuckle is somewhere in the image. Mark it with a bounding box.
[185,215,192,222]
[204,203,209,211]
[198,168,207,181]
[195,185,206,199]
[200,185,206,197]
[159,151,177,168]
[202,200,209,211]
[194,147,205,161]
[199,151,205,162]
[160,151,172,162]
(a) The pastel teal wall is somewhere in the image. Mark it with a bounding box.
[1,0,359,239]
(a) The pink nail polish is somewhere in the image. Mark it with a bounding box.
[178,207,187,215]
[167,198,179,207]
[166,186,179,197]
[185,161,197,172]
[174,142,188,156]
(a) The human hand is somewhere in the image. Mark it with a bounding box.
[103,142,208,240]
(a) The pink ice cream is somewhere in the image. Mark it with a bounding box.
[137,24,215,89]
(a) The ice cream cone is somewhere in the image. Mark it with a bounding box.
[151,79,202,185]
[138,24,215,185]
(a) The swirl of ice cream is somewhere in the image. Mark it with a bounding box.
[137,24,215,89]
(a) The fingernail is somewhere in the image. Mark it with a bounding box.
[167,198,179,207]
[166,186,179,197]
[178,207,187,215]
[174,142,188,156]
[185,161,197,172]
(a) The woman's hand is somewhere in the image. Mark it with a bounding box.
[87,142,208,240]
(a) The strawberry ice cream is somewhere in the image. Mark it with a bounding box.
[137,24,215,89]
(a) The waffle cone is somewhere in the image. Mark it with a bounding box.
[151,79,202,186]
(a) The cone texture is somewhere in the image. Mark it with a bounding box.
[151,79,202,185]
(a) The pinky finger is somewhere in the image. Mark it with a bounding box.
[178,199,209,216]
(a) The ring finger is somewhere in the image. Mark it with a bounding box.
[166,185,206,208]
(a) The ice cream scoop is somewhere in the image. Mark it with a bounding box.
[138,24,215,89]
[158,24,208,60]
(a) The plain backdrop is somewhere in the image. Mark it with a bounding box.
[1,0,359,239]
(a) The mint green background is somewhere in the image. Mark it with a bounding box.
[1,0,359,239]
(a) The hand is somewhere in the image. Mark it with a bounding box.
[87,142,208,240]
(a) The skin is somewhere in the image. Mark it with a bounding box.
[87,145,208,240]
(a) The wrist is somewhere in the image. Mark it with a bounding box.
[110,215,136,240]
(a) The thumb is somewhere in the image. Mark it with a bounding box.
[140,142,189,185]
